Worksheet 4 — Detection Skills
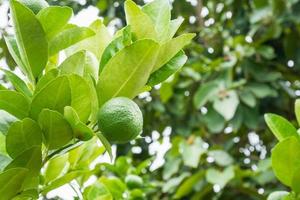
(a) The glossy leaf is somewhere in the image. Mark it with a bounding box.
[44,154,69,184]
[295,99,300,125]
[6,118,42,158]
[271,136,300,186]
[38,109,73,150]
[97,39,159,105]
[37,6,73,40]
[265,113,298,141]
[19,0,48,14]
[0,90,30,119]
[152,33,195,72]
[148,51,187,87]
[48,26,95,56]
[83,182,113,200]
[125,0,157,40]
[10,0,48,78]
[30,76,71,120]
[0,168,29,200]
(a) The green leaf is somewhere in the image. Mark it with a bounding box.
[99,26,132,74]
[213,90,239,121]
[142,0,171,42]
[174,171,204,199]
[295,99,300,125]
[4,36,27,75]
[34,68,59,94]
[291,167,300,194]
[96,39,159,105]
[44,154,69,184]
[10,0,48,79]
[19,0,48,14]
[38,109,73,150]
[66,19,112,60]
[208,150,234,167]
[12,189,38,200]
[265,113,298,141]
[0,111,17,135]
[125,0,157,40]
[148,51,187,87]
[163,172,190,193]
[6,118,42,158]
[84,182,113,200]
[0,90,30,119]
[193,82,219,109]
[64,106,94,141]
[239,89,256,108]
[267,191,290,200]
[271,136,300,186]
[67,74,93,123]
[247,83,278,98]
[206,166,235,189]
[168,17,184,39]
[0,154,11,172]
[152,33,195,72]
[0,168,29,200]
[49,26,95,56]
[60,51,99,80]
[96,132,113,161]
[5,146,42,190]
[202,106,225,133]
[42,170,89,194]
[1,69,32,98]
[99,176,126,199]
[37,6,73,40]
[30,76,71,120]
[179,137,206,168]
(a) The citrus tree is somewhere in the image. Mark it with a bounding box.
[0,0,194,199]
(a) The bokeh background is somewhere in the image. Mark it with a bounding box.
[1,0,300,199]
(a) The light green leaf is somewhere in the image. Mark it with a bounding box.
[10,0,48,79]
[1,69,32,98]
[66,19,112,60]
[84,182,113,200]
[0,168,29,200]
[168,17,184,39]
[179,137,206,168]
[99,177,126,199]
[142,0,171,42]
[99,26,132,73]
[5,146,42,190]
[6,118,42,158]
[44,154,69,184]
[38,109,73,150]
[265,113,298,141]
[125,0,157,40]
[12,189,38,200]
[42,170,89,194]
[239,89,256,107]
[267,191,290,200]
[208,150,234,167]
[0,111,17,135]
[49,26,95,56]
[247,83,278,98]
[193,82,219,109]
[291,167,300,194]
[213,90,239,121]
[206,166,235,189]
[163,172,190,193]
[0,154,11,172]
[96,132,113,161]
[64,106,94,141]
[295,99,300,125]
[148,51,187,87]
[4,36,27,75]
[60,51,99,80]
[37,6,73,40]
[68,74,92,123]
[96,39,159,105]
[34,68,59,94]
[30,76,71,120]
[152,33,195,72]
[0,90,30,119]
[19,0,48,14]
[271,136,300,186]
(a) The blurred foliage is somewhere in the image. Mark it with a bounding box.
[1,0,300,199]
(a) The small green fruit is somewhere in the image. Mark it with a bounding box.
[97,97,143,143]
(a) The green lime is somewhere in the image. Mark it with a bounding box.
[125,175,143,189]
[97,97,143,143]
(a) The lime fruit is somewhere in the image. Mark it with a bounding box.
[125,175,143,189]
[97,97,143,143]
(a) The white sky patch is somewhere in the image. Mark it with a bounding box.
[70,6,100,26]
